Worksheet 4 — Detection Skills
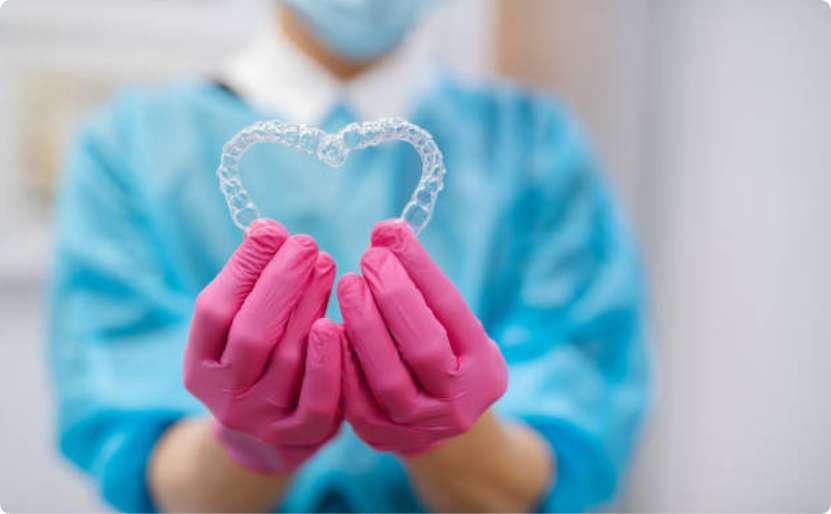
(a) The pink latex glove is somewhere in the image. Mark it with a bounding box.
[184,219,342,473]
[336,219,509,455]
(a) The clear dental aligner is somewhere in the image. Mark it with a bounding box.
[217,117,446,236]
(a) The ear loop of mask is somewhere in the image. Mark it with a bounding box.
[217,117,445,236]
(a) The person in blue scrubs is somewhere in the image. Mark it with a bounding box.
[49,1,651,512]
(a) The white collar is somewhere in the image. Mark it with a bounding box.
[223,16,437,124]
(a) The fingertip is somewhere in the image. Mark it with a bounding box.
[336,272,365,301]
[310,317,338,339]
[225,221,286,284]
[274,235,319,274]
[359,247,393,274]
[289,234,319,253]
[315,251,336,275]
[240,219,288,255]
[326,322,343,360]
[244,218,288,242]
[370,218,413,250]
[308,318,339,367]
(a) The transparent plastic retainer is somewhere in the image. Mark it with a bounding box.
[217,117,446,236]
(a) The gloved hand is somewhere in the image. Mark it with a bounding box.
[184,219,342,473]
[337,220,509,455]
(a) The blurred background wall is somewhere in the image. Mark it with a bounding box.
[0,0,829,512]
[497,1,831,512]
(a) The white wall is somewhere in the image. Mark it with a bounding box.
[626,1,831,511]
[501,1,831,511]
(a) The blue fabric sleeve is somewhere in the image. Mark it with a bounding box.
[486,98,651,512]
[48,97,198,512]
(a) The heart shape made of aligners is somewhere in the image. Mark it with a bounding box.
[216,117,446,236]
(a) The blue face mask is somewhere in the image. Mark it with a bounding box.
[284,0,429,61]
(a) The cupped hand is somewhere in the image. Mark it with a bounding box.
[184,219,342,473]
[336,220,508,455]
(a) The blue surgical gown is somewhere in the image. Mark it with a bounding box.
[49,73,650,513]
